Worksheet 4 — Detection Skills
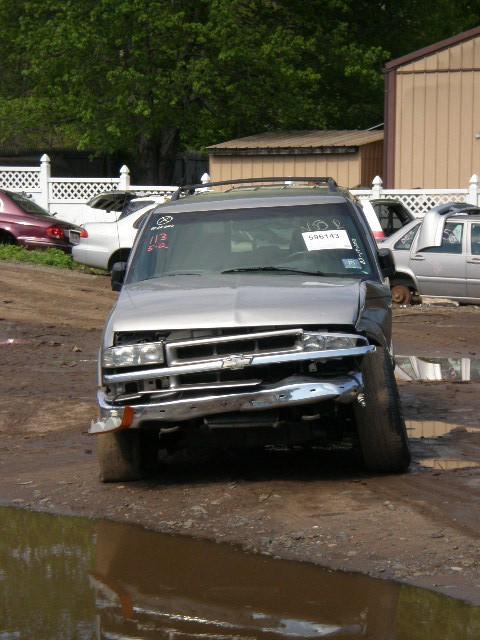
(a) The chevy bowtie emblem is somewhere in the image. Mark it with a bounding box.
[222,355,253,370]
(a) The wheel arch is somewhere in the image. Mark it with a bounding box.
[107,248,131,272]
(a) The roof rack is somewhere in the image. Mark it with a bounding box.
[170,177,338,201]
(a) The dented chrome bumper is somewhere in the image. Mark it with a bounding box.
[90,373,365,434]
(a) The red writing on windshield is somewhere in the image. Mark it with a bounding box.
[146,232,169,252]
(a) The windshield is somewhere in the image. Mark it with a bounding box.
[127,204,376,284]
[9,192,51,216]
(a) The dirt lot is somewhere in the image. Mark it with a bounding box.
[1,261,479,604]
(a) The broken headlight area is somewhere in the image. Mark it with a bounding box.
[302,332,362,351]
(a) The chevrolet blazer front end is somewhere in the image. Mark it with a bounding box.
[91,328,375,434]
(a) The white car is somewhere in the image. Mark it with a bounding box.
[71,196,166,270]
[358,197,414,241]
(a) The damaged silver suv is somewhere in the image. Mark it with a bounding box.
[91,178,410,481]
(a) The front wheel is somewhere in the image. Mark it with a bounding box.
[354,347,410,473]
[97,430,159,482]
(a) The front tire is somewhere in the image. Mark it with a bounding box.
[354,347,410,473]
[97,430,158,482]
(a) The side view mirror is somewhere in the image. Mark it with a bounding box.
[111,261,127,291]
[377,248,395,279]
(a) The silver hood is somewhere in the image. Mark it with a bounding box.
[104,274,362,343]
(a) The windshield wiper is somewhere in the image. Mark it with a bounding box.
[221,266,327,276]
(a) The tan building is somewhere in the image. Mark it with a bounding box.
[207,130,383,188]
[385,26,480,188]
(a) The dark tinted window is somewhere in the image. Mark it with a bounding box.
[8,192,51,216]
[373,202,412,236]
[120,200,154,220]
[471,224,480,255]
[394,224,420,250]
[127,204,376,283]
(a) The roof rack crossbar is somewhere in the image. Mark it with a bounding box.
[171,177,338,200]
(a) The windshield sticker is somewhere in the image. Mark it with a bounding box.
[351,237,367,265]
[302,230,352,251]
[146,232,169,252]
[150,215,175,231]
[342,258,362,269]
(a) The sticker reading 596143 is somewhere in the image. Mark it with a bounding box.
[302,230,352,252]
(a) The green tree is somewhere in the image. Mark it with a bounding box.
[0,0,478,182]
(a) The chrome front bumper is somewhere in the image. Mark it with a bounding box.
[90,373,364,434]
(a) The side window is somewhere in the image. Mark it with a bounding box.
[471,224,480,255]
[423,222,464,254]
[373,203,409,236]
[394,224,420,250]
[120,200,154,219]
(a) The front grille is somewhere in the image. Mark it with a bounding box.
[166,328,303,366]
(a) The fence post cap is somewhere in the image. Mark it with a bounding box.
[40,153,50,163]
[120,165,130,175]
[372,175,383,186]
[470,174,479,184]
[201,172,211,184]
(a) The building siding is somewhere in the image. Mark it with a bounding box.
[394,36,480,187]
[208,151,380,188]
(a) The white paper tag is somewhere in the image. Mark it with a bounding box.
[302,230,352,251]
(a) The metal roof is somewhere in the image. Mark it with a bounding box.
[207,130,384,153]
[385,25,480,70]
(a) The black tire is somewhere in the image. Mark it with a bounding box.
[97,430,159,482]
[354,347,410,473]
[0,230,16,245]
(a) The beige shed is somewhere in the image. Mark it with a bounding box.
[385,26,480,188]
[207,130,383,188]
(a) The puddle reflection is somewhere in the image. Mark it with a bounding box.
[395,355,480,382]
[419,458,480,471]
[1,508,480,638]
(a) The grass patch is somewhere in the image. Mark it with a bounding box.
[0,244,107,275]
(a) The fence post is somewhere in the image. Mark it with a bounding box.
[119,165,130,190]
[39,154,51,211]
[468,174,479,205]
[372,175,383,199]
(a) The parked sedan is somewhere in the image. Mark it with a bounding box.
[382,203,480,304]
[0,189,82,252]
[71,196,166,270]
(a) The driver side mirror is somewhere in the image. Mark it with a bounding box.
[111,261,127,291]
[377,248,395,279]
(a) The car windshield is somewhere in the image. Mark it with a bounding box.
[127,204,375,284]
[8,192,51,216]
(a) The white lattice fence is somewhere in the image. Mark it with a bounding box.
[49,178,120,202]
[0,166,40,192]
[351,175,478,217]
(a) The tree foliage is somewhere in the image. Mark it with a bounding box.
[0,0,478,181]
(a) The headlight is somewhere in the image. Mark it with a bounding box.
[102,342,164,368]
[303,333,358,351]
[303,333,326,351]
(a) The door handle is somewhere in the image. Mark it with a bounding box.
[467,257,480,264]
[411,254,425,261]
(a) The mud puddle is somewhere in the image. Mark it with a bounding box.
[396,355,480,382]
[1,508,480,639]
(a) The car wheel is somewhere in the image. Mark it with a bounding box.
[354,347,411,473]
[0,230,16,245]
[390,282,412,305]
[97,430,159,482]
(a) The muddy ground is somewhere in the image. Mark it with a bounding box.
[1,262,479,604]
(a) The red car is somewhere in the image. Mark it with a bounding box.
[0,189,82,252]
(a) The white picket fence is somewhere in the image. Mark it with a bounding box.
[0,155,479,223]
[351,174,479,217]
[0,154,177,224]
